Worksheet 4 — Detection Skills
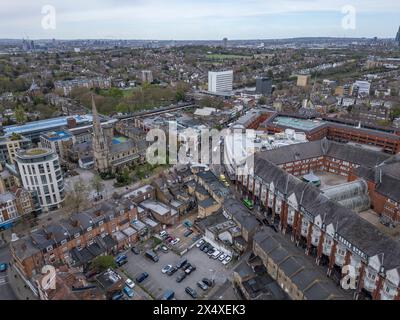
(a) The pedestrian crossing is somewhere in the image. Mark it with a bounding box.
[0,275,8,286]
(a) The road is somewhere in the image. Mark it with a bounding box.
[0,246,17,300]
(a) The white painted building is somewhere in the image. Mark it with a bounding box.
[208,70,233,94]
[15,148,65,212]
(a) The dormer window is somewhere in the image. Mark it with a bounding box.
[46,245,53,252]
[87,226,92,232]
[99,221,104,226]
[74,233,80,238]
[61,239,67,246]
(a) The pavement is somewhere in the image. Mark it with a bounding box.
[0,246,17,300]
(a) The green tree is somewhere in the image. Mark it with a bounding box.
[14,105,27,124]
[91,174,105,195]
[258,96,267,105]
[90,255,116,272]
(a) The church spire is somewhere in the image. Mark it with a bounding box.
[91,94,109,173]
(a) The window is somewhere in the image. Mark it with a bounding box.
[46,245,53,252]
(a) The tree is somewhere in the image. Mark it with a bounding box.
[258,96,267,105]
[14,105,27,124]
[63,178,90,213]
[91,174,105,195]
[90,255,116,272]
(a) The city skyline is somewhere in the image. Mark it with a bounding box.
[1,0,399,40]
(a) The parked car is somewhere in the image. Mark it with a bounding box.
[123,286,134,298]
[185,286,198,299]
[162,290,175,300]
[199,243,207,251]
[176,257,188,269]
[130,247,140,255]
[212,250,221,259]
[176,271,187,283]
[207,249,215,256]
[0,263,8,272]
[222,256,232,265]
[192,235,201,242]
[111,291,124,300]
[184,264,196,275]
[136,272,149,283]
[171,238,180,245]
[125,278,135,288]
[116,259,128,267]
[159,230,168,238]
[184,229,193,237]
[160,245,169,253]
[197,280,209,291]
[218,254,227,261]
[162,265,173,274]
[165,236,173,242]
[166,266,178,276]
[202,278,214,287]
[203,246,210,253]
[196,240,204,248]
[115,254,128,264]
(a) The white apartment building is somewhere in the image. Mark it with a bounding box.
[208,70,233,94]
[15,148,65,212]
[352,80,371,97]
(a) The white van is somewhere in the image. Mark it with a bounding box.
[212,250,221,259]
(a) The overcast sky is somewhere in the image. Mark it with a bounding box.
[1,0,399,39]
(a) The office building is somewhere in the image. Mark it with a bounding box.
[208,70,233,94]
[255,77,272,95]
[15,148,65,212]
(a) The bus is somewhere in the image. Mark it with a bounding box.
[243,199,254,210]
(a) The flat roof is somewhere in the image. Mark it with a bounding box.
[3,115,93,136]
[272,116,326,131]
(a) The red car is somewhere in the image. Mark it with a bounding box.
[165,236,173,242]
[167,237,175,243]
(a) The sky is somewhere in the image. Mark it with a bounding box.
[1,0,399,40]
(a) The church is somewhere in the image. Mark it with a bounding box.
[91,95,143,174]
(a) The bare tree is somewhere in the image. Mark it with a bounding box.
[63,178,90,214]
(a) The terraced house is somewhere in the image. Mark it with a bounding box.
[236,139,400,300]
[11,199,138,279]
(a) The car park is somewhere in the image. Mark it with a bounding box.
[123,286,134,298]
[130,247,140,255]
[136,272,149,283]
[185,286,198,299]
[125,278,135,288]
[176,271,186,283]
[202,278,214,287]
[222,256,232,265]
[197,280,209,291]
[162,265,173,274]
[196,240,204,248]
[218,254,227,261]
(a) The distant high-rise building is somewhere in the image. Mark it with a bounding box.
[141,70,153,84]
[255,77,272,95]
[396,26,400,45]
[223,37,228,48]
[208,70,233,94]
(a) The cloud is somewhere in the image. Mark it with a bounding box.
[0,0,398,39]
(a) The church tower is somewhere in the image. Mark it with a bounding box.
[91,95,110,173]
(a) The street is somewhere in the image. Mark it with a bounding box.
[0,246,17,300]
